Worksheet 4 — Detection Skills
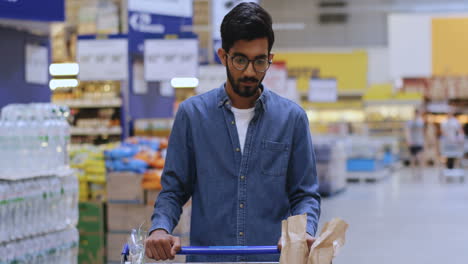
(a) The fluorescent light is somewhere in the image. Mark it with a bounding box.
[170,77,199,88]
[49,79,79,90]
[49,63,79,76]
[273,23,306,31]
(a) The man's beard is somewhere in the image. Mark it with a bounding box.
[226,65,263,98]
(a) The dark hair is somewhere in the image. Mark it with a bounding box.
[221,2,275,53]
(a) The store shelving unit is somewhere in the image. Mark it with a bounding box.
[70,126,122,136]
[313,136,347,196]
[54,98,122,108]
[52,81,124,145]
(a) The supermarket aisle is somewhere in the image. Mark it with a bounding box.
[321,168,468,264]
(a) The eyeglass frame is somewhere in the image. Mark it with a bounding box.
[225,53,272,73]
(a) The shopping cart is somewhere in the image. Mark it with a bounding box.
[120,243,280,264]
[440,137,465,182]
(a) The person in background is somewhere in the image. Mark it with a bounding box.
[144,3,321,263]
[424,118,440,168]
[405,109,425,177]
[441,111,465,169]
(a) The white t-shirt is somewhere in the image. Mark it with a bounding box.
[406,118,425,146]
[231,106,255,153]
[442,117,462,142]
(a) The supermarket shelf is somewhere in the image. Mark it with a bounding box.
[365,99,421,106]
[0,167,75,181]
[70,126,122,136]
[53,98,122,108]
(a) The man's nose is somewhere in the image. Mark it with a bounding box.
[244,61,256,77]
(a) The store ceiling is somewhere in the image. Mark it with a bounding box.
[263,0,468,49]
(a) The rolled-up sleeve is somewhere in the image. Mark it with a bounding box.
[286,110,321,236]
[149,103,195,235]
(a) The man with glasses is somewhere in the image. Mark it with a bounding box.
[145,2,321,263]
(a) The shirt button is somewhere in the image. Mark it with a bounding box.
[240,175,245,180]
[240,203,244,208]
[236,148,240,152]
[231,120,235,125]
[239,232,244,236]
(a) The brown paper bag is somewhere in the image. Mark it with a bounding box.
[279,214,309,264]
[307,218,349,264]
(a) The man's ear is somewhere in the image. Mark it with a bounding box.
[269,52,275,63]
[217,48,227,66]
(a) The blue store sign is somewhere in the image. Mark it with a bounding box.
[128,0,194,55]
[128,11,194,55]
[0,0,65,22]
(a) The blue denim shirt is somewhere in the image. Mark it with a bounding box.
[150,84,321,262]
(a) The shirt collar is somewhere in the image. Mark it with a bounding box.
[217,83,268,112]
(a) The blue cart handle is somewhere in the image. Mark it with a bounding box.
[121,244,279,263]
[178,246,280,255]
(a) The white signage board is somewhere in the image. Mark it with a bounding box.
[285,78,299,103]
[263,63,288,97]
[196,65,226,94]
[25,44,48,85]
[388,13,432,80]
[128,0,193,18]
[77,38,128,81]
[308,79,338,102]
[144,39,198,81]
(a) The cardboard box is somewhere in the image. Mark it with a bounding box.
[106,232,128,263]
[78,202,105,234]
[107,201,191,235]
[107,232,187,263]
[107,172,144,203]
[107,203,154,231]
[145,189,161,205]
[79,233,106,264]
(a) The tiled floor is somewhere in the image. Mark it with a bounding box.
[321,167,468,264]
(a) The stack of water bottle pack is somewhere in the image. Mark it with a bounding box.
[0,176,79,242]
[0,228,79,264]
[0,103,70,179]
[0,103,79,264]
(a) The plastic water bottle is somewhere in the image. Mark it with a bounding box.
[0,111,5,174]
[59,106,71,168]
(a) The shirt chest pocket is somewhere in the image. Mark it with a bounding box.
[261,140,290,176]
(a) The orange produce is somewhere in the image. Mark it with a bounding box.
[160,139,169,149]
[150,158,165,169]
[142,170,162,190]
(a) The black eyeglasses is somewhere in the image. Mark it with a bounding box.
[226,54,272,73]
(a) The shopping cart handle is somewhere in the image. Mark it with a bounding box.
[120,244,279,261]
[121,243,129,264]
[177,246,280,255]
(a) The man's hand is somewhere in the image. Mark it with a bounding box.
[145,229,181,261]
[277,234,316,251]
